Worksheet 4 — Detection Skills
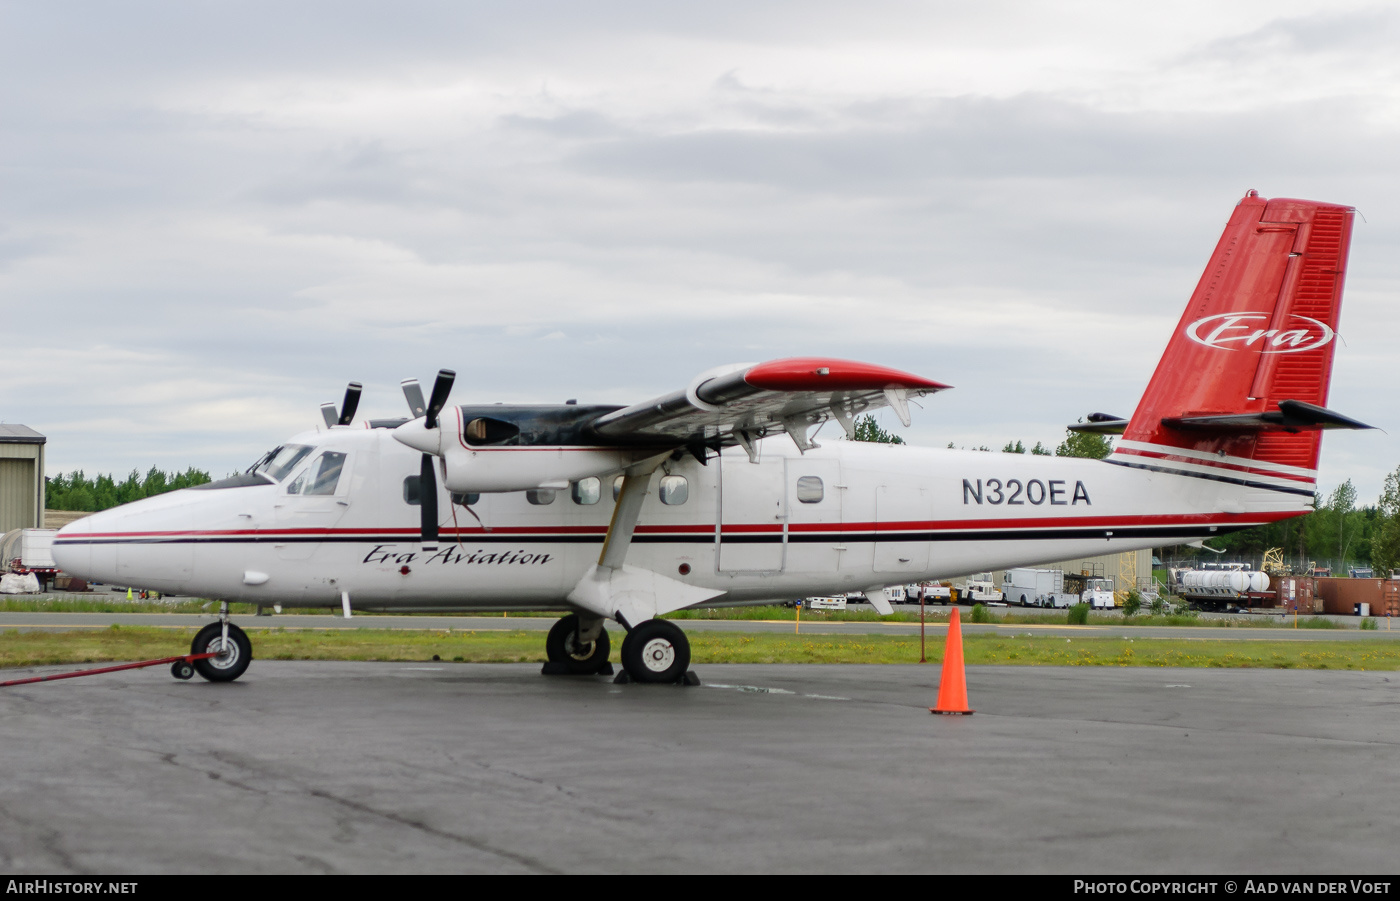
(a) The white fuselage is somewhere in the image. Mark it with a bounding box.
[52,427,1306,611]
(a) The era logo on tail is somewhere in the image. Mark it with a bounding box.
[1185,313,1334,354]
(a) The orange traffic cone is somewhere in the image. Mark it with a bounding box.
[930,606,974,715]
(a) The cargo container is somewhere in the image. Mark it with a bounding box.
[1314,578,1400,617]
[1275,577,1320,614]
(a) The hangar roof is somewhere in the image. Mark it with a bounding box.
[0,424,45,444]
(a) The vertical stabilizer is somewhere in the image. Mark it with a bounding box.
[1114,192,1355,491]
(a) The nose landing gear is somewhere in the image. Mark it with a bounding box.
[189,603,252,682]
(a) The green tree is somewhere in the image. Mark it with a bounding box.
[852,415,904,445]
[1030,442,1051,456]
[1372,466,1400,577]
[1002,440,1026,454]
[45,467,212,512]
[1055,428,1112,459]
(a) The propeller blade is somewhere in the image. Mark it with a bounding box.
[319,403,338,429]
[401,379,427,419]
[424,369,456,430]
[338,382,363,426]
[420,453,439,545]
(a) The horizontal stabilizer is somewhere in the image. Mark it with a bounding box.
[1163,399,1373,433]
[1068,413,1130,435]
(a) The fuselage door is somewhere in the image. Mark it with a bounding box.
[718,451,786,572]
[784,457,842,573]
[873,483,931,573]
[272,449,354,559]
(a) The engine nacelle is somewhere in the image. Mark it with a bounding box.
[394,403,666,493]
[439,443,653,493]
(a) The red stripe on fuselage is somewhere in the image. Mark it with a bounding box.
[63,510,1291,542]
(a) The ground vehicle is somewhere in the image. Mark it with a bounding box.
[958,573,1003,603]
[1002,568,1077,608]
[0,529,58,590]
[1082,578,1116,609]
[806,596,847,610]
[919,582,953,604]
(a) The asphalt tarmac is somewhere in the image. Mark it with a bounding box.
[3,610,1397,642]
[1,661,1397,873]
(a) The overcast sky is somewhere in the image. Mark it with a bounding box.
[3,1,1397,501]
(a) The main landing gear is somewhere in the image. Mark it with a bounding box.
[544,613,612,675]
[543,613,697,684]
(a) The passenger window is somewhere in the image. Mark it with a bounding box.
[526,488,556,506]
[658,475,689,505]
[613,475,625,501]
[452,492,480,506]
[403,475,421,505]
[796,476,824,503]
[572,478,601,505]
[304,452,348,496]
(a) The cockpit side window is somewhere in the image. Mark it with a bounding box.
[285,451,348,496]
[253,445,313,482]
[304,452,347,496]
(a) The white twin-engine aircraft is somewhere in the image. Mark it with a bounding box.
[53,192,1371,685]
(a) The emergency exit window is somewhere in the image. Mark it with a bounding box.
[796,476,824,503]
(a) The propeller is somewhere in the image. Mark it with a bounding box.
[320,382,364,428]
[399,370,456,545]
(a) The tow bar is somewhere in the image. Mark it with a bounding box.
[1,652,220,688]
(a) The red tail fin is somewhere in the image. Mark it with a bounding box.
[1118,191,1355,481]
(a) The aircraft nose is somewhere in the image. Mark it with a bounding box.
[51,509,113,581]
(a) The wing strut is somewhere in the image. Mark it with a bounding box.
[567,456,725,628]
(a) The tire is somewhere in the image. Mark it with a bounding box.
[545,614,611,674]
[190,622,252,682]
[1020,594,1028,607]
[620,619,691,684]
[170,660,194,680]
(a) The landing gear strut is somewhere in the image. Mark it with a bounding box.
[544,614,612,675]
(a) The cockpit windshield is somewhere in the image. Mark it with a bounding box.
[248,445,313,482]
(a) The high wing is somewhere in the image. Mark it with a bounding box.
[590,357,949,458]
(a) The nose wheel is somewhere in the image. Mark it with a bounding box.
[190,622,252,682]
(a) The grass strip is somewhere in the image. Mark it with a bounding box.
[2,626,1397,671]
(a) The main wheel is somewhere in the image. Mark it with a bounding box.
[620,619,690,684]
[545,614,611,674]
[190,622,252,682]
